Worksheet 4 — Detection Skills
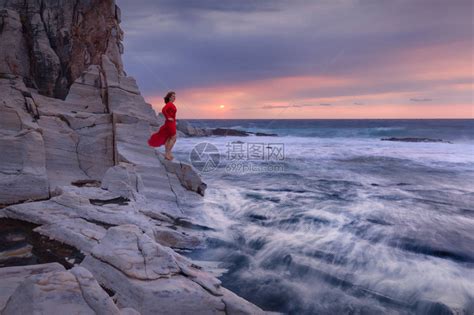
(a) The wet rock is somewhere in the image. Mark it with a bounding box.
[211,128,251,136]
[0,218,85,268]
[221,288,267,315]
[71,179,101,187]
[174,253,223,296]
[177,120,277,137]
[0,244,33,264]
[82,256,226,315]
[89,196,130,206]
[254,132,277,136]
[151,225,202,249]
[381,137,452,143]
[177,120,213,137]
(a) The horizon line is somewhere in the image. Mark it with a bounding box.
[177,117,474,120]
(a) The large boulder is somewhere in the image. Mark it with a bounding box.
[158,154,208,196]
[1,264,135,314]
[101,163,145,201]
[0,263,64,311]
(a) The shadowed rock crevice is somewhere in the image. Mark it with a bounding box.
[89,196,130,206]
[0,218,84,269]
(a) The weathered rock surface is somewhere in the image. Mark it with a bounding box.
[34,218,107,254]
[0,0,124,99]
[1,264,135,314]
[158,154,208,196]
[81,225,265,315]
[101,163,145,201]
[0,77,49,205]
[151,225,202,249]
[88,225,181,280]
[0,263,65,311]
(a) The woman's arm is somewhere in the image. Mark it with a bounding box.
[162,103,174,121]
[165,104,176,121]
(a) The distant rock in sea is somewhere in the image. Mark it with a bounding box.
[381,137,452,143]
[177,120,278,137]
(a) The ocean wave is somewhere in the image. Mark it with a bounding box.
[175,126,474,314]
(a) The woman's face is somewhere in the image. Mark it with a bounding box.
[170,93,176,102]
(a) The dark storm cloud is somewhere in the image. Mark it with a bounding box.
[118,0,285,15]
[116,0,473,96]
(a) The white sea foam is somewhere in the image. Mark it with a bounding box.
[172,131,474,314]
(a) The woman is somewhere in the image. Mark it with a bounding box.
[148,91,177,160]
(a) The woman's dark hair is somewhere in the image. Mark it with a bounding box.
[164,91,175,104]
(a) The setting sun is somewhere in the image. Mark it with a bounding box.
[219,105,225,109]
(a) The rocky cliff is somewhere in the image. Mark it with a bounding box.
[0,1,265,314]
[0,0,124,98]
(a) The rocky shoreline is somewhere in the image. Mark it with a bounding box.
[0,1,266,313]
[381,137,452,143]
[177,120,278,137]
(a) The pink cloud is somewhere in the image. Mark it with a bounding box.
[145,39,473,119]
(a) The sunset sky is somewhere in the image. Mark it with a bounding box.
[116,0,473,119]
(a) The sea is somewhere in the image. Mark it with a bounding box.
[170,119,474,315]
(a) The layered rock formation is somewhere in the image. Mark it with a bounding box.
[0,1,266,313]
[0,0,124,99]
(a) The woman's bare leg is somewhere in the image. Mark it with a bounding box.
[164,138,172,160]
[168,135,177,159]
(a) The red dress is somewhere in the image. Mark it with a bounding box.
[148,102,177,147]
